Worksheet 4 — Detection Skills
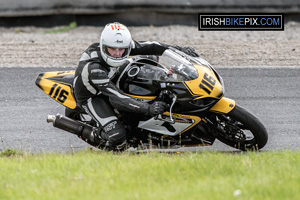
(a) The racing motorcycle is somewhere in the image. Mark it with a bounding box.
[35,48,268,151]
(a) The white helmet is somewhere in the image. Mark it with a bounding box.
[99,22,132,67]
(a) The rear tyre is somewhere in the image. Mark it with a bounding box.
[215,105,268,151]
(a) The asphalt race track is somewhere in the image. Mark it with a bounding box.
[0,67,299,153]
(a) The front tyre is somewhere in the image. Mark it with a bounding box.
[215,105,268,151]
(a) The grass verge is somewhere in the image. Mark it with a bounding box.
[45,22,77,34]
[0,149,299,200]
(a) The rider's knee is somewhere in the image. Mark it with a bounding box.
[104,121,126,146]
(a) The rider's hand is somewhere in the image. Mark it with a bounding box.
[148,101,168,116]
[175,46,199,57]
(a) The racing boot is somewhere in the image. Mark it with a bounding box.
[89,128,127,151]
[81,127,107,147]
[82,127,127,151]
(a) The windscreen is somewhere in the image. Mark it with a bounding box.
[136,50,198,82]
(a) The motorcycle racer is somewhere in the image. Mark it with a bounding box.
[73,22,199,150]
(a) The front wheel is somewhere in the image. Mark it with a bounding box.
[214,105,268,151]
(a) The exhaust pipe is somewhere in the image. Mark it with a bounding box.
[47,114,96,143]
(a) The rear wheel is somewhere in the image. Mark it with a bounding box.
[214,105,268,151]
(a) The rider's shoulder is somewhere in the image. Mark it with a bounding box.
[88,61,108,72]
[85,42,100,52]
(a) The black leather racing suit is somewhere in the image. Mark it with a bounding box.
[73,41,172,147]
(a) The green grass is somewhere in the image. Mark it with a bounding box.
[0,149,299,200]
[46,22,77,34]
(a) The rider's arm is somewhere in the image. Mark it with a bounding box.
[130,40,170,56]
[130,40,199,57]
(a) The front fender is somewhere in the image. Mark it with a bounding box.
[209,97,235,114]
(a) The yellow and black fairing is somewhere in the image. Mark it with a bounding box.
[182,63,235,115]
[118,55,235,115]
[153,63,235,136]
[35,70,78,110]
[135,62,236,146]
[117,58,235,143]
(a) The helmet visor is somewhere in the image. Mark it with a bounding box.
[103,45,131,60]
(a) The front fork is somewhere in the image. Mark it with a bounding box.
[195,97,235,137]
[197,97,236,138]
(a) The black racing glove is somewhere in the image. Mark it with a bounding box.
[174,46,199,57]
[147,101,168,116]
